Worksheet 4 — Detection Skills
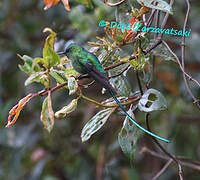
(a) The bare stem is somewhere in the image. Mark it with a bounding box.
[141,147,200,171]
[136,71,143,95]
[145,114,184,180]
[180,0,200,110]
[152,159,173,180]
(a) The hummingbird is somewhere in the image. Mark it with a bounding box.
[58,43,169,143]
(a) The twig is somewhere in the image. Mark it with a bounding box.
[145,114,184,180]
[136,71,143,95]
[162,40,200,88]
[143,0,174,55]
[146,9,156,27]
[96,145,105,180]
[154,10,160,39]
[152,159,173,180]
[79,93,140,108]
[32,81,141,108]
[105,61,127,70]
[141,147,200,171]
[180,0,200,110]
[102,0,126,7]
[108,65,130,79]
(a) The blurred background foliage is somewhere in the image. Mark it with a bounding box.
[0,0,200,179]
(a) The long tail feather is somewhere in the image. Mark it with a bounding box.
[109,91,170,143]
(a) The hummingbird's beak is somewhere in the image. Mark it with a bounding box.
[57,51,65,56]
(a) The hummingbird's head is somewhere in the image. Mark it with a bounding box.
[58,43,80,59]
[63,43,77,56]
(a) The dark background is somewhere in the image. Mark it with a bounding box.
[0,0,200,179]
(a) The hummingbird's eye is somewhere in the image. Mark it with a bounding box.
[65,48,70,53]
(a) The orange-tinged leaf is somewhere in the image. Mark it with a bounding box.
[61,0,70,11]
[6,94,33,128]
[44,0,60,10]
[43,0,70,11]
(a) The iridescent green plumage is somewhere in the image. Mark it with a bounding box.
[60,43,169,143]
[64,44,106,74]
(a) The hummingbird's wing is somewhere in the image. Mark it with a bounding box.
[78,56,117,95]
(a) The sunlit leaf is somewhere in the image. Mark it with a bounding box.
[64,66,80,77]
[42,28,60,68]
[40,92,55,132]
[118,108,140,160]
[55,98,78,118]
[24,72,49,87]
[138,0,173,15]
[81,108,114,142]
[18,54,40,75]
[43,28,56,52]
[49,70,68,86]
[32,57,44,71]
[138,88,168,112]
[6,94,33,128]
[67,76,78,95]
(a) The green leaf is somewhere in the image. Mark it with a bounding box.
[18,55,40,75]
[108,65,131,97]
[118,109,140,160]
[49,70,68,86]
[40,93,54,133]
[138,0,173,15]
[138,88,168,112]
[67,77,78,95]
[55,99,78,118]
[81,108,114,142]
[43,28,56,58]
[42,28,60,68]
[48,48,60,67]
[64,66,80,77]
[32,57,44,70]
[24,72,49,87]
[109,75,131,97]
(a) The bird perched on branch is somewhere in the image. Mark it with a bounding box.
[58,43,169,143]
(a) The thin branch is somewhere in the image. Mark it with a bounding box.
[141,147,200,171]
[105,61,127,70]
[143,0,174,55]
[146,114,184,180]
[79,93,140,108]
[162,40,200,88]
[136,71,143,95]
[108,65,130,79]
[33,81,140,108]
[154,10,160,39]
[146,9,156,27]
[152,159,173,180]
[180,0,200,110]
